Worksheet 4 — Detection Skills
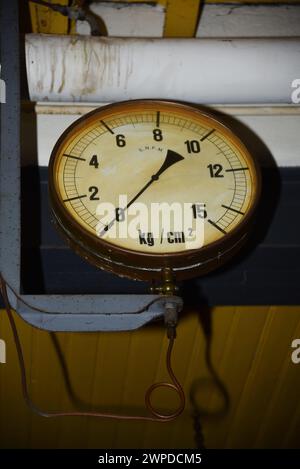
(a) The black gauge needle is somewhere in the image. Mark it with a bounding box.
[101,149,184,235]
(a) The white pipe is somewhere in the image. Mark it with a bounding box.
[25,34,300,104]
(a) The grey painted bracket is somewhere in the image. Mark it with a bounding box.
[5,287,168,332]
[0,0,167,332]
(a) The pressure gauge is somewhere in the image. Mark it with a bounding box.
[49,100,261,281]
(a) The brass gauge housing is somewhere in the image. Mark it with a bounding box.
[49,100,261,281]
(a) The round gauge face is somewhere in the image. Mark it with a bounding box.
[49,100,260,279]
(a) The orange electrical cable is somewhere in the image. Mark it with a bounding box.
[0,274,185,422]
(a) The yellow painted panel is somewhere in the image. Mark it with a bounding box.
[164,0,202,37]
[56,333,100,448]
[0,311,32,448]
[29,0,70,34]
[253,310,300,448]
[86,331,139,449]
[28,330,66,448]
[221,307,299,447]
[1,306,300,448]
[202,307,270,447]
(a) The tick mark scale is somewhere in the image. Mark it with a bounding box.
[207,219,227,235]
[226,167,249,172]
[200,129,215,141]
[63,195,87,203]
[49,100,260,281]
[221,205,245,216]
[63,154,86,162]
[100,120,114,134]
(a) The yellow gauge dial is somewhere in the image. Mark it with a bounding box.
[49,100,260,280]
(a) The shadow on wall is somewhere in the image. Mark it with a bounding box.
[179,104,281,289]
[49,302,230,449]
[181,105,281,447]
[19,105,281,448]
[181,288,230,449]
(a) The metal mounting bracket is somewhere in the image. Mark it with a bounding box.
[0,0,179,332]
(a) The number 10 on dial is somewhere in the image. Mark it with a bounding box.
[49,100,260,281]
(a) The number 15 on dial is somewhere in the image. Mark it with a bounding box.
[49,100,261,281]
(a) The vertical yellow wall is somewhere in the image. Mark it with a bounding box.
[29,0,70,34]
[19,0,300,449]
[0,305,299,448]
